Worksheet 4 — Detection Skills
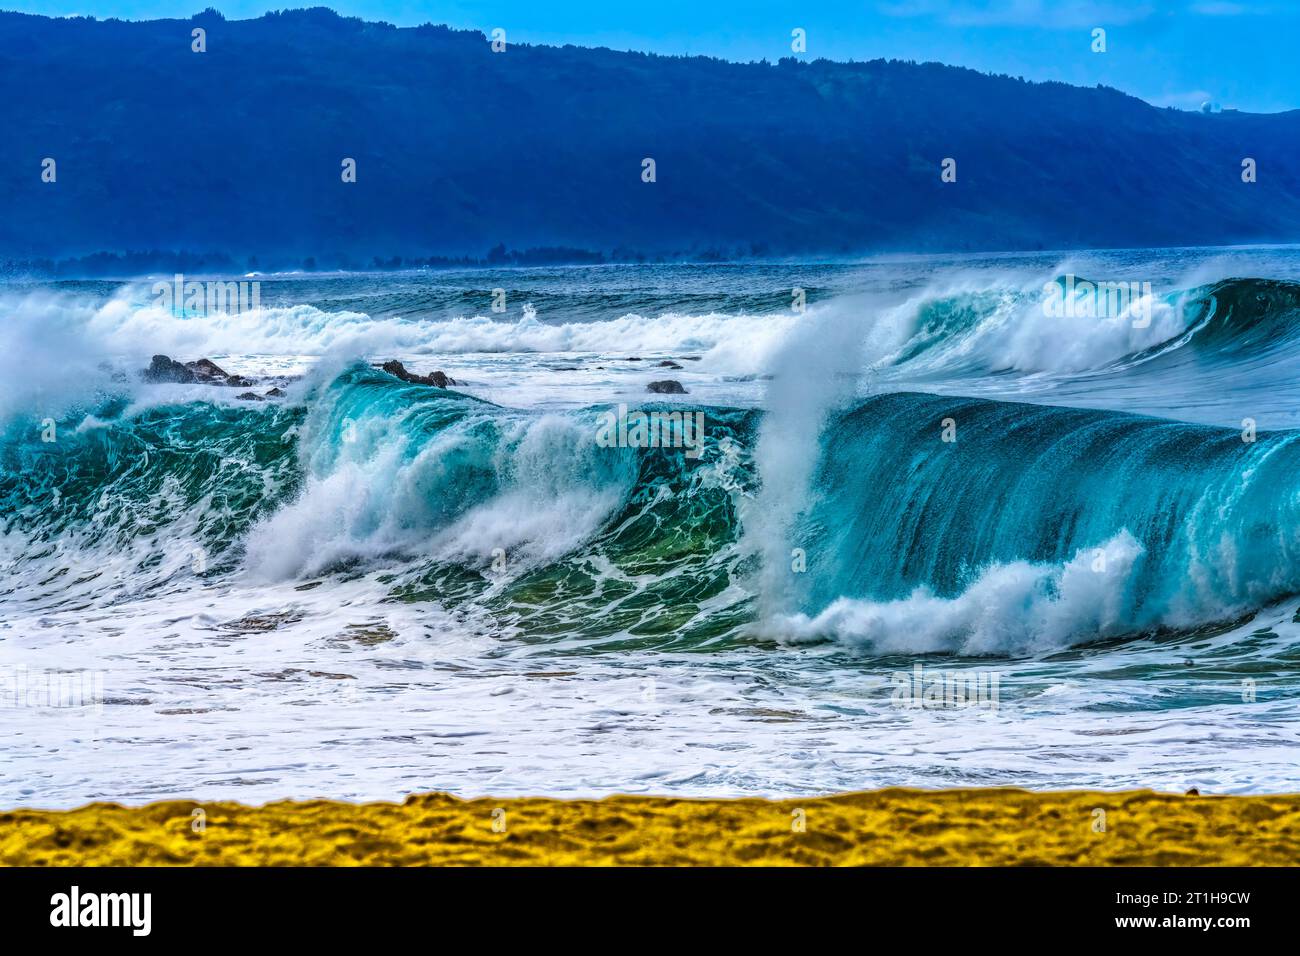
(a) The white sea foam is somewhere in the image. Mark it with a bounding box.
[770,532,1147,655]
[0,262,1255,427]
[70,286,802,372]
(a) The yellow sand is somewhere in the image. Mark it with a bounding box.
[2,789,1296,866]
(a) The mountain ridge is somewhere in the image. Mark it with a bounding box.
[2,7,1297,269]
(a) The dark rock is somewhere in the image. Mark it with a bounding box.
[1185,787,1200,796]
[647,380,687,394]
[264,387,285,397]
[187,358,230,381]
[184,357,254,387]
[144,355,257,387]
[377,359,456,387]
[142,354,198,384]
[625,357,642,361]
[235,391,264,401]
[655,360,683,369]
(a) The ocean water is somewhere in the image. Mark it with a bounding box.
[3,247,1300,808]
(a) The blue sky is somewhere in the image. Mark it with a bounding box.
[7,1,1298,112]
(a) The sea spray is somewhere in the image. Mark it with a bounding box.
[742,293,907,628]
[0,290,125,423]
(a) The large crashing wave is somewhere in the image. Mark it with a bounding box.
[5,360,1300,655]
[772,392,1300,654]
[0,364,758,647]
[240,364,644,579]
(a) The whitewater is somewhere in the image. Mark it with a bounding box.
[3,247,1300,807]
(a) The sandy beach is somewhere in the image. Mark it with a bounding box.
[3,788,1296,866]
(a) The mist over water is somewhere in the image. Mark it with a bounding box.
[5,247,1300,807]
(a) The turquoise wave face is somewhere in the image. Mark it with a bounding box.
[789,393,1300,643]
[1171,278,1300,357]
[0,396,304,611]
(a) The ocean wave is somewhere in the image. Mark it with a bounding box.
[4,275,1299,420]
[880,276,1300,380]
[771,391,1300,653]
[241,364,644,580]
[0,394,302,612]
[6,361,1300,654]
